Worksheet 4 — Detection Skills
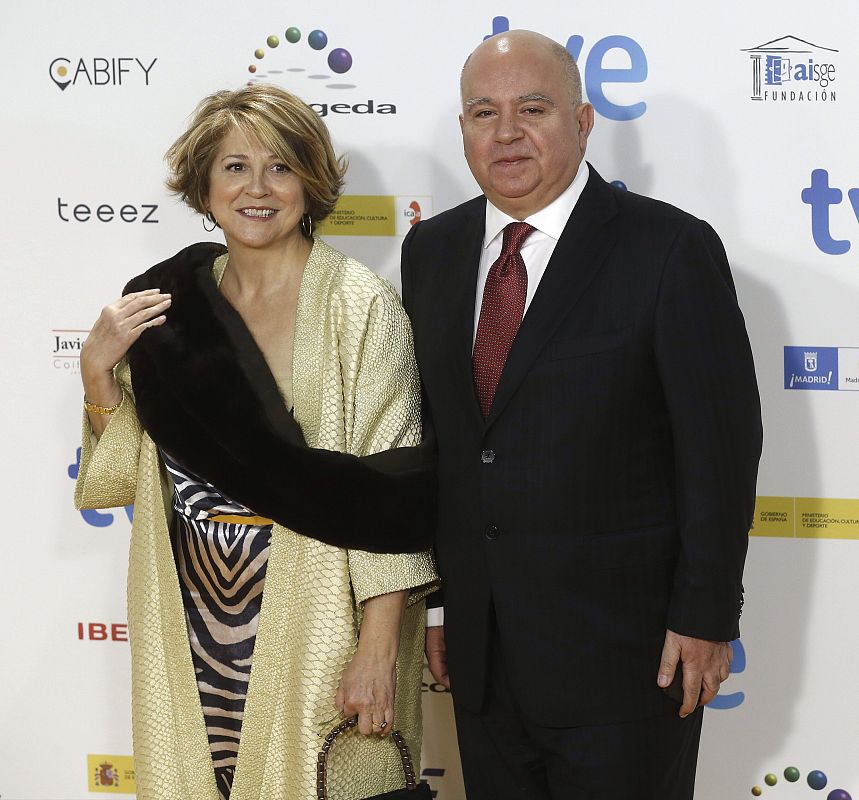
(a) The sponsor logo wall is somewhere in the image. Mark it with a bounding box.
[2,2,858,799]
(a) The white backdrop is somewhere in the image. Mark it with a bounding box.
[2,1,859,798]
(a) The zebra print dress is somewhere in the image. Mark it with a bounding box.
[161,450,272,800]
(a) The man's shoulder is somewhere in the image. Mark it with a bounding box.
[411,195,485,237]
[612,184,702,230]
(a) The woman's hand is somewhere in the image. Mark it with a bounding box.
[82,289,171,389]
[336,648,397,736]
[80,289,171,436]
[335,589,408,736]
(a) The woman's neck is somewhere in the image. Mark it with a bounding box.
[221,235,313,299]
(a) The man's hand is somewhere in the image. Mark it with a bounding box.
[657,629,732,717]
[425,625,450,689]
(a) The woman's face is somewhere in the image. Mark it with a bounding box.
[205,126,307,252]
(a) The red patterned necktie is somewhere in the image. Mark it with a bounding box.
[473,222,535,418]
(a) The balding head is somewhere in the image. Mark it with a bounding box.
[461,30,583,108]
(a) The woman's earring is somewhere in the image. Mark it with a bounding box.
[300,213,313,238]
[203,211,218,232]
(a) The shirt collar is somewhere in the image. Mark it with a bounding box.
[483,160,590,248]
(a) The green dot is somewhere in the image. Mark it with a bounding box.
[752,787,762,797]
[765,774,777,787]
[285,26,301,43]
[254,48,265,59]
[266,35,279,48]
[784,767,801,783]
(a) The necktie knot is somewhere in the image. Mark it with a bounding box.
[501,222,536,257]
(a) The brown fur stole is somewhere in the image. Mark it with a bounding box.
[124,242,436,554]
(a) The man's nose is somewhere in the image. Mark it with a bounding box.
[494,112,524,143]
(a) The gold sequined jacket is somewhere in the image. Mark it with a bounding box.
[75,238,438,800]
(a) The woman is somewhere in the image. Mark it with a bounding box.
[75,85,437,800]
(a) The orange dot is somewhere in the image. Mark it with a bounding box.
[57,65,68,77]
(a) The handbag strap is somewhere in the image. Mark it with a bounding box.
[316,716,418,799]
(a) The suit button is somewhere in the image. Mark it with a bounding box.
[484,525,500,540]
[480,449,496,464]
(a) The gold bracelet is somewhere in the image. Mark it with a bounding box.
[84,394,123,415]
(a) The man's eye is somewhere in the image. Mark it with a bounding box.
[474,109,495,118]
[522,106,544,115]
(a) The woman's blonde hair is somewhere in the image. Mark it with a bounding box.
[165,84,346,233]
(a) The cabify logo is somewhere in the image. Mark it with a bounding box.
[49,57,157,91]
[243,24,395,117]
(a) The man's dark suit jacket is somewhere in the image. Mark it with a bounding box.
[401,164,763,727]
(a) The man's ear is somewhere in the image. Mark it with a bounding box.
[577,102,595,149]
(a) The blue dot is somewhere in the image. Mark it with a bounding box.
[611,180,628,191]
[327,48,352,74]
[826,790,852,800]
[808,771,828,791]
[308,29,328,50]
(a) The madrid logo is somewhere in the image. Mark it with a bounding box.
[242,23,395,119]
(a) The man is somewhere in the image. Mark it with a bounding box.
[401,30,762,800]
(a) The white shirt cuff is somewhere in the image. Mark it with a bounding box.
[426,606,444,627]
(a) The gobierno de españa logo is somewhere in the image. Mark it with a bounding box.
[246,26,355,90]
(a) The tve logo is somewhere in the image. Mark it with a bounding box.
[801,170,859,255]
[709,638,746,710]
[69,447,133,526]
[484,17,647,120]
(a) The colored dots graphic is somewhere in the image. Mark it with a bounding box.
[308,29,328,50]
[809,772,829,791]
[327,48,353,74]
[751,766,851,798]
[246,24,354,84]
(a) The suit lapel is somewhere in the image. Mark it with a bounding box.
[441,198,486,427]
[485,165,619,428]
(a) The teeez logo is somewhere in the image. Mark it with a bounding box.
[49,57,157,91]
[57,197,159,224]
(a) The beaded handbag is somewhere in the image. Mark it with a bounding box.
[317,716,433,800]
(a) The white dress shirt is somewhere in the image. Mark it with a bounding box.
[427,161,590,628]
[473,160,590,341]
